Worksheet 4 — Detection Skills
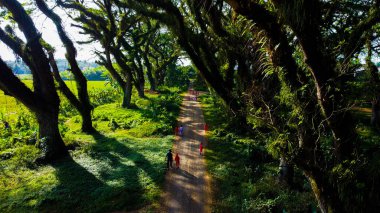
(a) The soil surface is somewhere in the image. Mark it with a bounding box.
[162,92,211,213]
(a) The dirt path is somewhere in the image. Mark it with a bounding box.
[162,91,211,213]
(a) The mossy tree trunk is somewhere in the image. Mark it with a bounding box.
[304,171,343,213]
[35,109,68,161]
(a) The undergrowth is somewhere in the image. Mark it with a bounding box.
[199,94,316,212]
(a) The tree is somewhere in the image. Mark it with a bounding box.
[225,0,380,212]
[35,0,95,132]
[57,0,135,107]
[140,26,179,91]
[0,0,67,161]
[57,0,180,102]
[121,0,263,129]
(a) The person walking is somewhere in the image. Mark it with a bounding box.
[179,125,184,136]
[199,142,203,155]
[175,126,179,136]
[166,149,173,169]
[174,153,180,169]
[204,123,208,133]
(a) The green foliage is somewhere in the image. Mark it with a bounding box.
[192,72,208,91]
[144,90,182,127]
[0,106,38,156]
[164,64,192,90]
[61,89,182,138]
[199,93,316,212]
[57,81,120,117]
[2,145,40,169]
[89,86,121,107]
[266,134,289,159]
[60,66,109,81]
[14,111,33,131]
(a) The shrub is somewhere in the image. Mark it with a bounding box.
[3,145,40,169]
[89,87,121,107]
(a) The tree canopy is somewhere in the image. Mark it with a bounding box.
[1,0,380,212]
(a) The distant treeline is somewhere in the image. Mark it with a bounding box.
[7,59,108,81]
[60,67,109,81]
[6,59,98,74]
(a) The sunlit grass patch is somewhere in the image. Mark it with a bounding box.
[0,86,181,212]
[0,133,173,212]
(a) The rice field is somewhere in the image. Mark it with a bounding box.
[0,80,113,120]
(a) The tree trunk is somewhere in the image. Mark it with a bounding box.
[100,48,129,107]
[305,171,344,213]
[371,97,380,128]
[278,157,294,186]
[366,38,380,128]
[72,74,94,133]
[297,129,344,212]
[142,47,156,91]
[122,77,133,108]
[79,107,95,133]
[134,57,146,98]
[139,81,145,98]
[147,68,156,91]
[109,46,135,107]
[48,52,95,133]
[134,79,145,98]
[36,0,94,133]
[36,110,67,161]
[0,0,67,163]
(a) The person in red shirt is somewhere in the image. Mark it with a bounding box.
[175,126,179,136]
[199,142,203,155]
[204,123,208,133]
[175,153,180,169]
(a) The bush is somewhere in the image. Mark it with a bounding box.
[89,87,121,107]
[163,65,192,90]
[144,91,182,127]
[2,145,40,169]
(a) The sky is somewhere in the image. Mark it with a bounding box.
[0,1,378,68]
[0,3,192,67]
[0,5,100,62]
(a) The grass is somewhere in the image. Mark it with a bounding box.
[0,134,173,212]
[0,84,182,212]
[199,94,316,212]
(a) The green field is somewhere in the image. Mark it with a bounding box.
[0,81,182,212]
[0,81,113,122]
